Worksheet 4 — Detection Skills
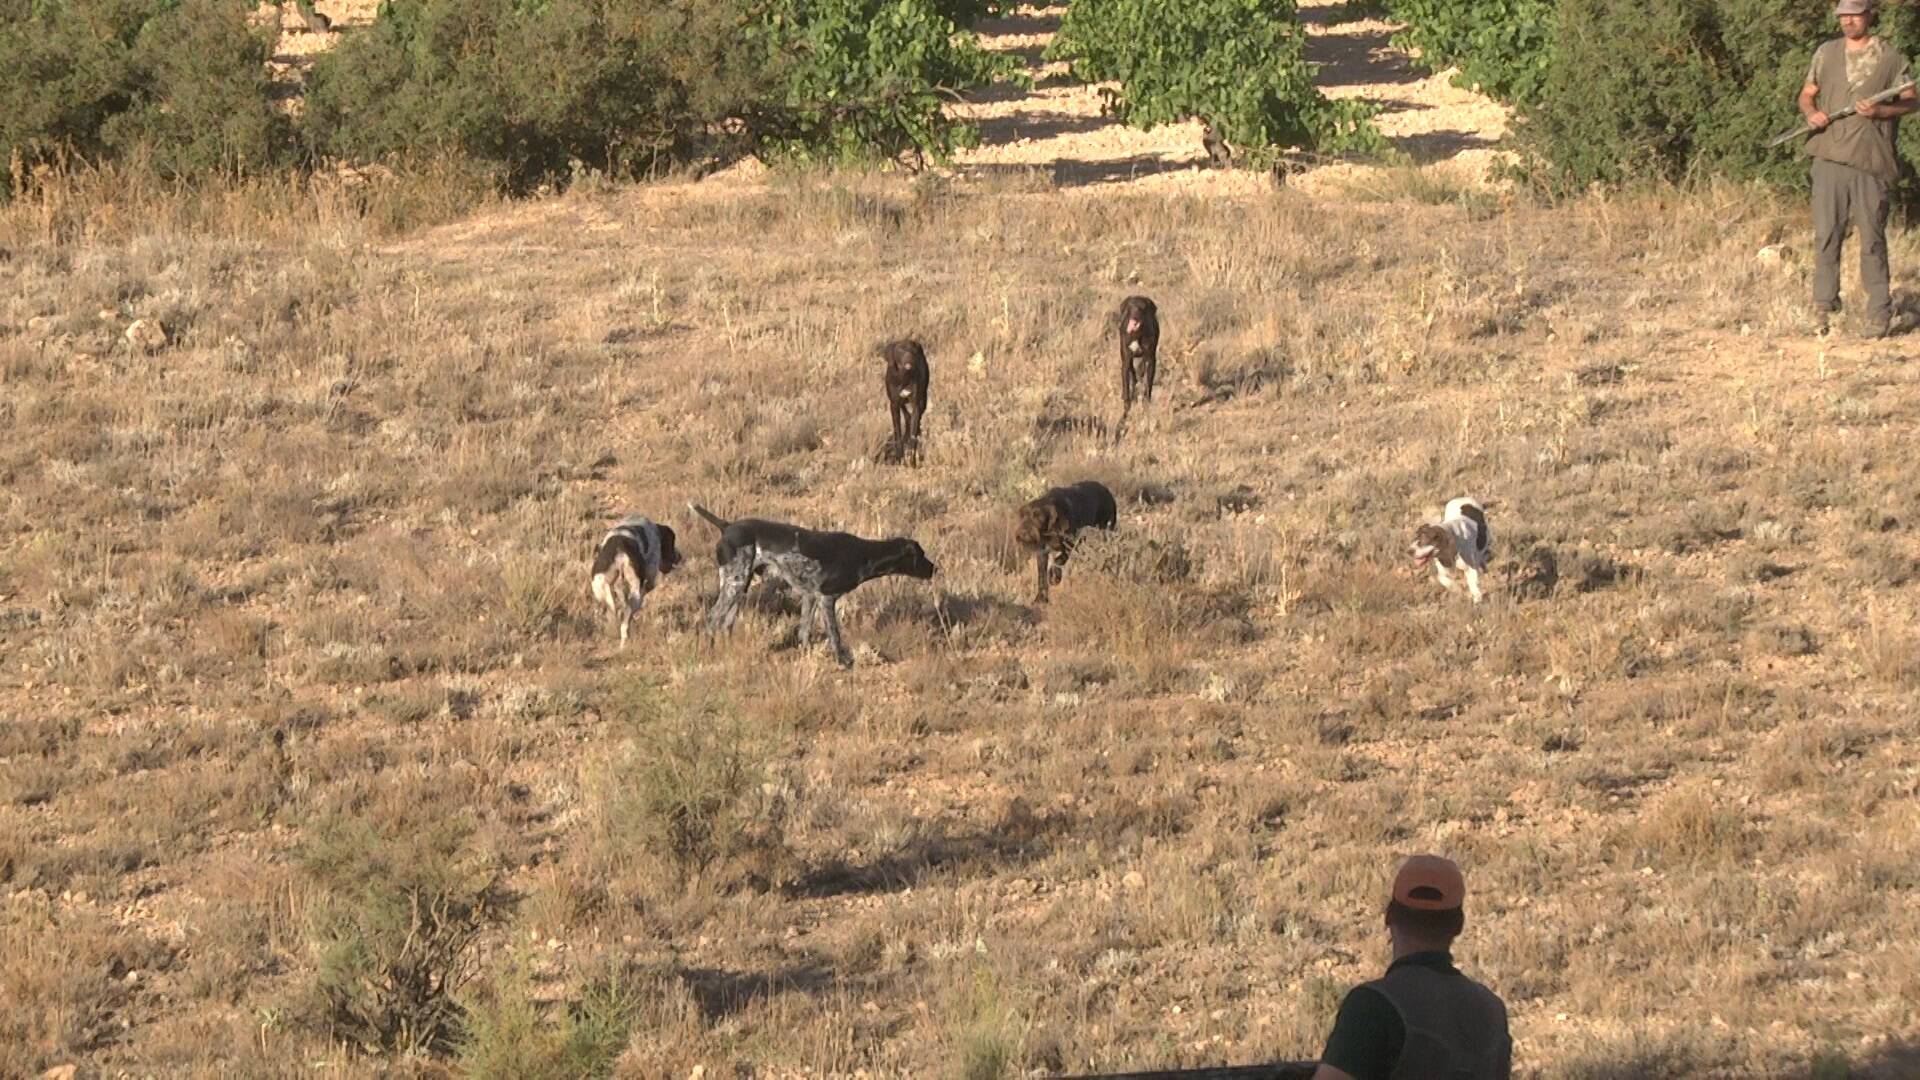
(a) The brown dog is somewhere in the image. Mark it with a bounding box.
[1013,480,1118,603]
[879,339,929,463]
[1117,296,1159,417]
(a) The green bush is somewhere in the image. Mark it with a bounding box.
[305,0,1019,190]
[297,813,505,1054]
[746,0,1024,165]
[1046,0,1385,168]
[1517,0,1920,195]
[0,0,290,199]
[589,695,793,890]
[459,956,642,1080]
[304,0,763,192]
[1384,0,1554,107]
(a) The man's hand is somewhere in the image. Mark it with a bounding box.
[1855,99,1880,119]
[1808,108,1833,129]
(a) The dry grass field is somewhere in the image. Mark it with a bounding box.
[3,164,1920,1080]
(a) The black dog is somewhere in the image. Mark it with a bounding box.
[689,503,937,668]
[1118,296,1159,417]
[879,339,930,463]
[1013,480,1118,603]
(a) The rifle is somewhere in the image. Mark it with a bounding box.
[1053,1063,1318,1080]
[1766,78,1917,148]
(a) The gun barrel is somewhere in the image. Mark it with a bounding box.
[1767,78,1918,148]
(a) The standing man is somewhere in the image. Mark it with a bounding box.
[1312,855,1511,1080]
[1799,0,1916,339]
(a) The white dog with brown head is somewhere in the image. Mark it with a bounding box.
[590,515,681,647]
[1411,497,1492,602]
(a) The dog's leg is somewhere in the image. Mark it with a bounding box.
[1144,350,1157,405]
[707,554,753,634]
[1465,565,1484,604]
[1435,565,1457,593]
[821,596,854,668]
[797,593,817,650]
[1033,546,1051,603]
[1120,348,1135,417]
[591,574,618,640]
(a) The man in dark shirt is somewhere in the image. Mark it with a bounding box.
[1798,0,1916,338]
[1312,855,1511,1080]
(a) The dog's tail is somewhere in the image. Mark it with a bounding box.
[688,502,729,531]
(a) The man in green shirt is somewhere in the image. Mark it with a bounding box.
[1312,855,1510,1080]
[1799,0,1916,338]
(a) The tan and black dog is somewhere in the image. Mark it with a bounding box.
[1013,480,1118,603]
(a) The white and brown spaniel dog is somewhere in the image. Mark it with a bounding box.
[1411,497,1492,603]
[590,515,681,647]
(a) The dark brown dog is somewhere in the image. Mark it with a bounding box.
[879,339,929,463]
[1013,480,1118,603]
[1118,296,1159,417]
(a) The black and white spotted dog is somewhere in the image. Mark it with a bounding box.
[689,503,936,668]
[589,515,681,647]
[1411,497,1492,603]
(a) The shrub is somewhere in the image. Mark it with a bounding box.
[745,0,1024,166]
[297,813,505,1054]
[0,0,291,199]
[305,0,1019,191]
[458,956,642,1080]
[303,0,762,192]
[1384,0,1554,107]
[588,693,793,890]
[1046,0,1385,167]
[1516,0,1920,196]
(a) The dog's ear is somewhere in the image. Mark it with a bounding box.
[658,525,679,568]
[1043,503,1069,538]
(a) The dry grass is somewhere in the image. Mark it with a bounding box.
[2,169,1919,1078]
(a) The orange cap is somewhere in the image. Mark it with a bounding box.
[1391,854,1466,911]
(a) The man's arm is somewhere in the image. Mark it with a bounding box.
[1314,987,1401,1080]
[1856,84,1918,119]
[1801,81,1832,130]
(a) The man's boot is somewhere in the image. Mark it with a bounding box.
[1810,302,1833,335]
[1861,313,1891,339]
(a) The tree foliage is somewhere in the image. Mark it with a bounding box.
[1047,0,1385,168]
[0,0,291,199]
[1516,0,1920,196]
[1384,0,1554,108]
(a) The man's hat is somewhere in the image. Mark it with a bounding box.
[1391,854,1467,911]
[1835,0,1875,15]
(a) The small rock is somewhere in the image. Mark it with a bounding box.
[41,1066,78,1080]
[125,318,168,355]
[1756,243,1795,267]
[1121,870,1146,891]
